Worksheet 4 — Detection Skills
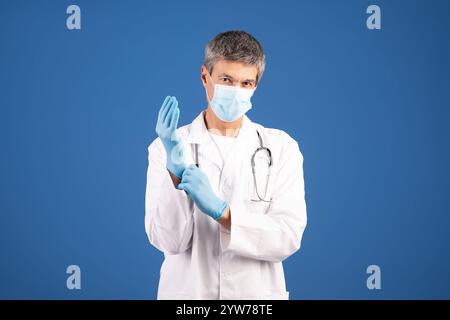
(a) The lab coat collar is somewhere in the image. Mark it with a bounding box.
[186,111,256,183]
[186,110,255,145]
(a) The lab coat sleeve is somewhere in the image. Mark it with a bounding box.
[145,137,194,255]
[221,134,307,262]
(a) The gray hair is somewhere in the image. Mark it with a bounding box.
[204,30,266,84]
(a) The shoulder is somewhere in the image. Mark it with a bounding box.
[250,121,304,170]
[252,121,301,152]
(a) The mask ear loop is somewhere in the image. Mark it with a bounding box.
[205,71,216,105]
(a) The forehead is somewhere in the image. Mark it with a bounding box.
[212,59,258,81]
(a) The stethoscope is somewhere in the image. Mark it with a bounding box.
[193,130,273,202]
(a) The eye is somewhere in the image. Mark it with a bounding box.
[243,81,254,88]
[220,77,231,83]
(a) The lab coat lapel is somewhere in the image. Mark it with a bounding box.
[186,111,223,171]
[220,115,255,190]
[186,112,255,189]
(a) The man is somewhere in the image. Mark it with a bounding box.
[145,30,307,300]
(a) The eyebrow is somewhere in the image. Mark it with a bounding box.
[218,73,256,83]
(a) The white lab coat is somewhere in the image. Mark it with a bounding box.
[145,111,307,300]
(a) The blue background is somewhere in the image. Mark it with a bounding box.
[1,0,449,299]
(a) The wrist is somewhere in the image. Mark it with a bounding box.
[218,205,231,231]
[166,163,184,179]
[164,142,186,178]
[212,200,228,220]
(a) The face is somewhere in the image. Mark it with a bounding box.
[201,59,258,108]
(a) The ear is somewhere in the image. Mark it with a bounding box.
[200,65,208,88]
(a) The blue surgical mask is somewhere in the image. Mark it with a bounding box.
[206,73,255,122]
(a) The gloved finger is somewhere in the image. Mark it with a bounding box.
[182,165,197,178]
[188,164,202,177]
[176,182,185,190]
[169,107,180,130]
[161,96,175,125]
[180,174,193,184]
[176,182,191,193]
[180,169,193,180]
[164,103,175,128]
[158,96,171,121]
[187,164,197,171]
[161,97,174,125]
[158,96,172,124]
[182,167,193,177]
[163,97,178,125]
[164,98,178,128]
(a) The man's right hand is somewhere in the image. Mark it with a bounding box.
[155,96,186,179]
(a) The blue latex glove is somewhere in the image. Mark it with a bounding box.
[155,96,186,178]
[177,165,228,220]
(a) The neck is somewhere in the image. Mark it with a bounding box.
[204,107,242,137]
